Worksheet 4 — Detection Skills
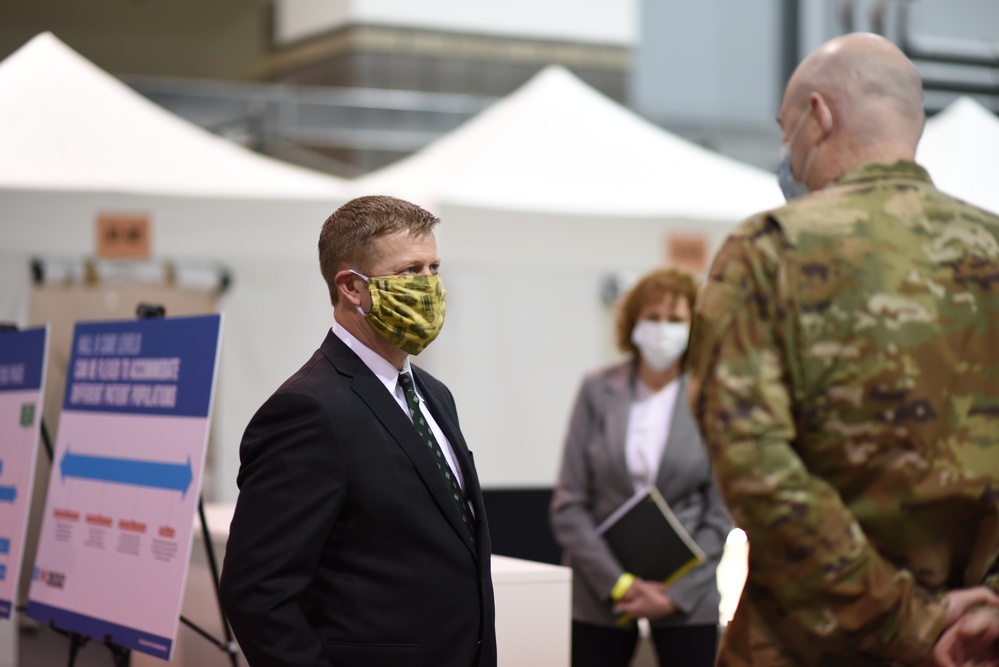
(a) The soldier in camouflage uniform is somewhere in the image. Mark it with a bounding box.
[688,33,999,666]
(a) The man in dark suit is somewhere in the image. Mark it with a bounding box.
[219,195,497,667]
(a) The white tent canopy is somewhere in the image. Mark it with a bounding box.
[917,96,999,216]
[0,33,348,502]
[355,65,784,219]
[354,67,784,489]
[0,32,345,199]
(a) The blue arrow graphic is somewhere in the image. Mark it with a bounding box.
[60,448,193,496]
[0,487,14,503]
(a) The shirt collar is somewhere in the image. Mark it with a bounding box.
[331,322,412,385]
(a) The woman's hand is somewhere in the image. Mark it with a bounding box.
[614,578,678,620]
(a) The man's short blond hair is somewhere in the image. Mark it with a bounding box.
[318,195,440,305]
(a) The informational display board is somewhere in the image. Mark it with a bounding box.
[27,315,222,660]
[0,326,49,619]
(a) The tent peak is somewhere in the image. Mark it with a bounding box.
[353,62,783,219]
[934,95,997,122]
[0,32,346,199]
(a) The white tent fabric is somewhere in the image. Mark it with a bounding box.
[0,33,348,502]
[354,65,784,220]
[0,33,346,199]
[353,66,785,489]
[917,96,999,216]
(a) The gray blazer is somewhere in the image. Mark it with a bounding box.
[550,361,731,628]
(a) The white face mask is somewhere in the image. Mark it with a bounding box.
[631,321,689,371]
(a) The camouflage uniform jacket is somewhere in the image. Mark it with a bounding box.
[688,161,999,666]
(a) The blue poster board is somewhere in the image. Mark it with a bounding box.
[27,315,222,660]
[0,326,49,618]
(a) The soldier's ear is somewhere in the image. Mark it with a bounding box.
[810,93,834,137]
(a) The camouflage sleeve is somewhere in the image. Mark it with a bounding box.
[688,217,947,664]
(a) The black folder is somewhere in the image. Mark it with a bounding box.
[596,486,706,584]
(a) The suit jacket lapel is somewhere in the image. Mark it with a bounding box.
[604,363,638,498]
[321,334,477,556]
[655,374,699,498]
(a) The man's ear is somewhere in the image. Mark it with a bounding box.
[810,92,834,136]
[334,270,364,307]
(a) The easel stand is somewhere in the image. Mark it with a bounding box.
[188,497,241,666]
[7,306,239,667]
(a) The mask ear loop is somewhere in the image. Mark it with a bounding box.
[347,269,370,316]
[800,98,833,188]
[784,104,811,169]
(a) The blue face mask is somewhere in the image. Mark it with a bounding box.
[777,144,809,201]
[777,107,813,202]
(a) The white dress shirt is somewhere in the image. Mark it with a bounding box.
[332,323,466,493]
[625,377,680,493]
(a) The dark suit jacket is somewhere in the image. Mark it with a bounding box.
[550,362,731,628]
[219,331,497,667]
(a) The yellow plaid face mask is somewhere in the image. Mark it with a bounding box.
[350,270,446,355]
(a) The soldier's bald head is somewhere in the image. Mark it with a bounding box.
[787,33,924,147]
[778,33,925,191]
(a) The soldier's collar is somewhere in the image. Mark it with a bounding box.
[832,160,933,188]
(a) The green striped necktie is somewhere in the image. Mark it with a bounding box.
[398,372,475,542]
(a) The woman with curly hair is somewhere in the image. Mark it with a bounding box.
[551,267,731,667]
